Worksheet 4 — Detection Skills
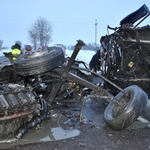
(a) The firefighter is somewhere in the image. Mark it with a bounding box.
[11,43,21,60]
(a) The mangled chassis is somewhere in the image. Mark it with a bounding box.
[100,25,150,95]
[99,4,150,95]
[0,40,147,141]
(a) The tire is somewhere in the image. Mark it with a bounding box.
[104,85,148,130]
[14,46,65,76]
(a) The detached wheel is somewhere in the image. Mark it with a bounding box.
[14,46,65,76]
[104,85,148,130]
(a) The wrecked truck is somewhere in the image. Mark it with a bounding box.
[0,4,149,140]
[99,4,150,96]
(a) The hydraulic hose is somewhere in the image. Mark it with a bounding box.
[15,99,48,139]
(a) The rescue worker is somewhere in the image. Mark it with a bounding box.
[89,49,101,72]
[11,43,21,60]
[89,36,107,72]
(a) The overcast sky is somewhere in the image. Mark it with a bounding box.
[1,0,150,47]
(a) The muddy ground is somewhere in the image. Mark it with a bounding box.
[2,98,150,150]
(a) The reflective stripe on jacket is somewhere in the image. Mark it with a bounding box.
[11,48,21,60]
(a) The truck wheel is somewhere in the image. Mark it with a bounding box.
[14,46,65,76]
[104,85,148,130]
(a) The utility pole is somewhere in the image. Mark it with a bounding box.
[95,19,98,48]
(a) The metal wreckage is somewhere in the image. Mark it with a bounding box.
[0,4,149,141]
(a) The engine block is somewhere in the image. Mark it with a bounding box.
[0,83,39,136]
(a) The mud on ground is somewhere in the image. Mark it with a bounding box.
[2,98,150,150]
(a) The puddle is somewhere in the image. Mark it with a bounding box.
[127,100,150,130]
[127,116,150,130]
[42,127,80,141]
[0,113,80,149]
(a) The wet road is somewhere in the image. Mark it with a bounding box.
[1,98,150,150]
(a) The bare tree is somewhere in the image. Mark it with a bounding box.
[28,27,38,49]
[28,17,53,49]
[0,40,3,50]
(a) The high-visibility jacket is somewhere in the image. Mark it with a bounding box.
[11,48,21,60]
